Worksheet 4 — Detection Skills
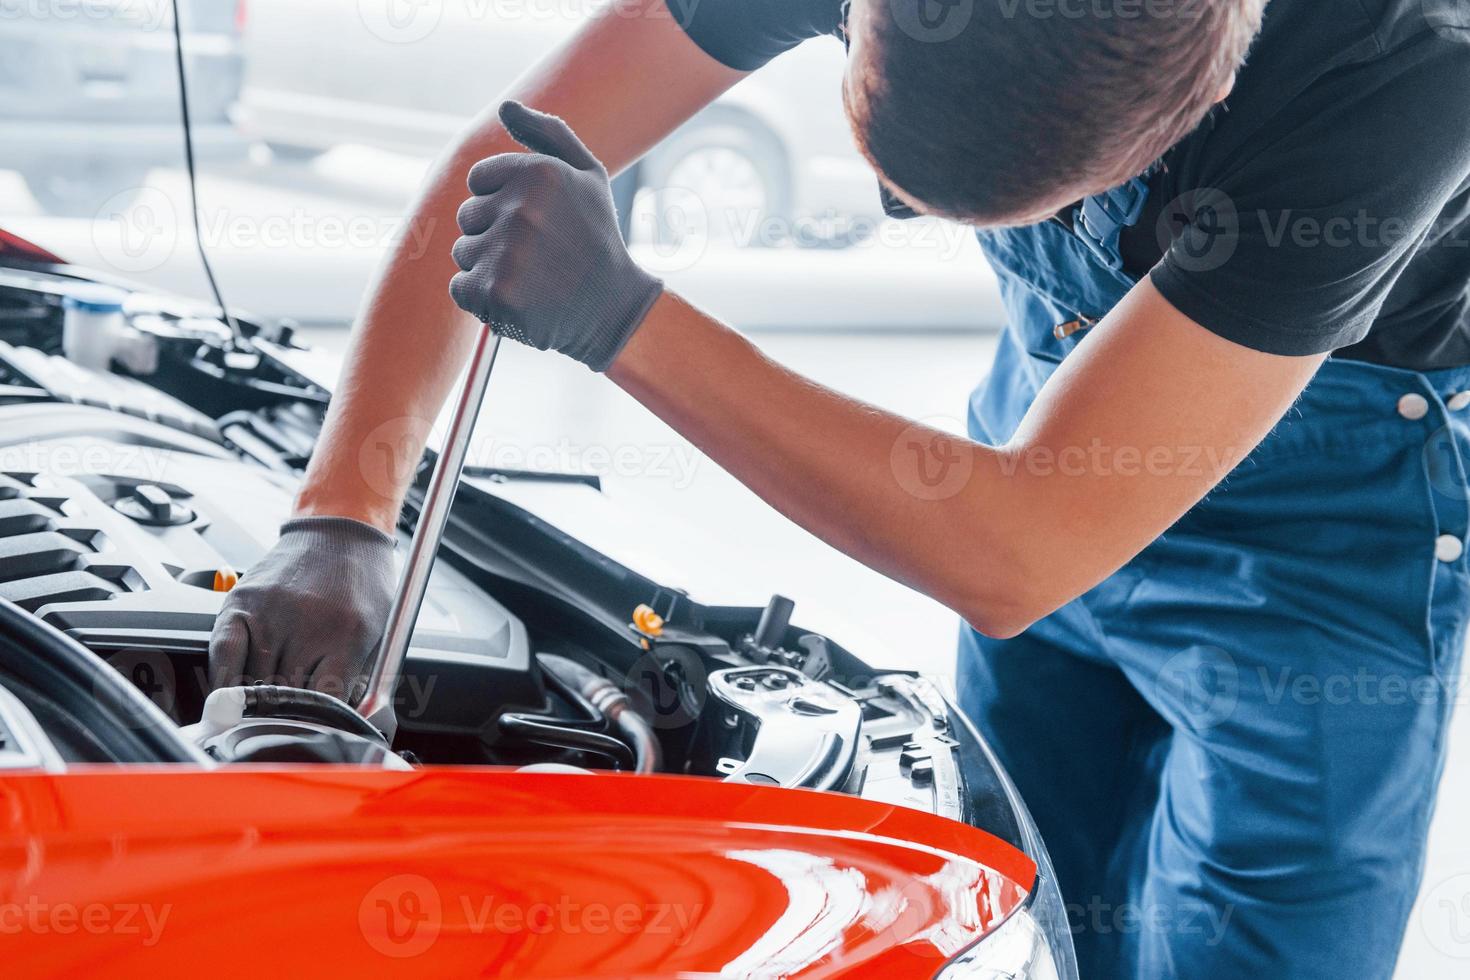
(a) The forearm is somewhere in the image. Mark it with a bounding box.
[295,0,744,530]
[609,293,1038,635]
[610,283,1317,638]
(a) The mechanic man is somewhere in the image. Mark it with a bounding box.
[210,0,1470,975]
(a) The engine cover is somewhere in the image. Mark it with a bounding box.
[0,398,539,732]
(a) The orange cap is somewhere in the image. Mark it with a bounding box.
[631,603,664,637]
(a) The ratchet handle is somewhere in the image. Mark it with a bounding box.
[358,322,501,739]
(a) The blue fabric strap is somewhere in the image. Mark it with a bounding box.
[1074,176,1151,271]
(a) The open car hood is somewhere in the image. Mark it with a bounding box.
[4,769,1033,977]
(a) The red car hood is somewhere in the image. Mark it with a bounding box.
[0,769,1034,978]
[0,227,63,265]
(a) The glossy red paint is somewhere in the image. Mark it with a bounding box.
[0,768,1035,978]
[0,228,63,265]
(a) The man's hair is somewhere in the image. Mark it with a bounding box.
[846,0,1267,225]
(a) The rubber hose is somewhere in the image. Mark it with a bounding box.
[537,654,662,774]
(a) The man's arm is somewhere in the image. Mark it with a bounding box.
[296,0,746,531]
[446,108,1324,644]
[609,280,1324,637]
[208,1,748,698]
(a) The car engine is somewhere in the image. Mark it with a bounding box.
[0,261,1036,845]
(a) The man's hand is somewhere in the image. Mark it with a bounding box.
[448,101,663,371]
[208,517,397,704]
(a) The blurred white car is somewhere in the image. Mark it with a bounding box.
[235,0,881,246]
[0,0,245,215]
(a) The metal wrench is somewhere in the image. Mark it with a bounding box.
[357,323,501,739]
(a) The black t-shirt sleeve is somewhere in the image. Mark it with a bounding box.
[668,0,846,71]
[1150,38,1470,357]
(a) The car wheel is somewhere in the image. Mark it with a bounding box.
[25,161,151,219]
[633,117,792,250]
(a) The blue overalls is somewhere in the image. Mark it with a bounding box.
[957,176,1470,978]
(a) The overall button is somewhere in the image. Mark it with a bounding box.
[1436,534,1463,563]
[1448,391,1470,412]
[1398,393,1430,421]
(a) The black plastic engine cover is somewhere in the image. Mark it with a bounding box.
[0,399,542,733]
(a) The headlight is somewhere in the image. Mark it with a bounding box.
[937,876,1070,979]
[941,700,1081,980]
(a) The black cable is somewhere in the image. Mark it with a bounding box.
[168,0,240,339]
[497,715,636,770]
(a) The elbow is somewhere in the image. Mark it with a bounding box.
[959,605,1036,641]
[950,581,1054,641]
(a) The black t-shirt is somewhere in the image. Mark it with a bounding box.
[674,0,1470,371]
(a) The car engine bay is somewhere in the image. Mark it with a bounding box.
[0,260,1033,849]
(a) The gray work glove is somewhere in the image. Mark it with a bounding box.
[208,516,397,705]
[448,100,663,371]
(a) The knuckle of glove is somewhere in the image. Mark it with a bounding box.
[456,196,490,236]
[450,233,481,271]
[450,270,489,320]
